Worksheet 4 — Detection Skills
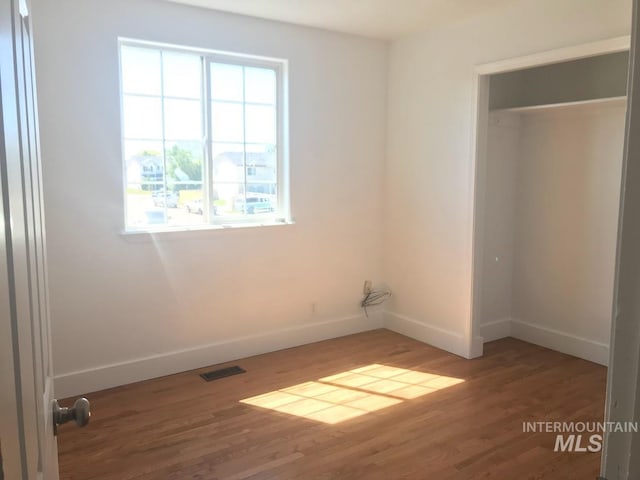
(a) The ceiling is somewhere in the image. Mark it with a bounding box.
[167,0,517,40]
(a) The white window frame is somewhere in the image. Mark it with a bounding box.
[118,38,290,233]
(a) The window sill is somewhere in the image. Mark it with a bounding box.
[119,219,295,241]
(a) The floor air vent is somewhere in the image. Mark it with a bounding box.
[200,365,246,382]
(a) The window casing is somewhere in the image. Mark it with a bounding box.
[119,40,288,231]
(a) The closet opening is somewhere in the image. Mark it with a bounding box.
[470,38,630,367]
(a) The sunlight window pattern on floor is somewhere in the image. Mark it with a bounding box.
[240,364,464,424]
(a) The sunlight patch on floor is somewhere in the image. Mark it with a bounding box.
[240,364,464,424]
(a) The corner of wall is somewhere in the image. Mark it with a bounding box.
[479,318,513,343]
[382,310,468,358]
[510,318,609,366]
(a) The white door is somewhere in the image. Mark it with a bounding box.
[0,0,87,478]
[602,1,640,478]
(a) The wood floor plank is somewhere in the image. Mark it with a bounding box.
[58,329,606,479]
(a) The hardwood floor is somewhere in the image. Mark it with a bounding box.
[57,330,606,479]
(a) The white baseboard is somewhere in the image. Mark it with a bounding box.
[383,311,468,358]
[54,313,383,398]
[55,310,609,397]
[510,319,609,366]
[479,318,512,342]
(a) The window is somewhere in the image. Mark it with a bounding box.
[119,41,287,231]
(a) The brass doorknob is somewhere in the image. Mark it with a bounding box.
[53,397,90,434]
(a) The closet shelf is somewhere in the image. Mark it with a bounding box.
[491,96,627,114]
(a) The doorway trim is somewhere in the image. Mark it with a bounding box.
[467,35,631,359]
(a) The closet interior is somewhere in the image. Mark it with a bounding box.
[474,51,629,365]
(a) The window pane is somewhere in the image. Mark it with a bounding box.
[163,52,201,99]
[211,63,243,101]
[126,183,172,228]
[165,141,204,191]
[245,67,276,104]
[246,144,277,183]
[212,143,244,183]
[211,102,244,142]
[164,99,202,140]
[179,187,207,223]
[124,139,167,227]
[121,46,161,95]
[247,183,277,197]
[245,105,276,144]
[124,140,164,189]
[123,95,163,139]
[212,183,244,216]
[126,188,161,228]
[242,187,276,214]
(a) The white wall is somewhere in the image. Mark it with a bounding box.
[511,102,626,363]
[31,0,388,397]
[385,0,631,357]
[477,112,520,341]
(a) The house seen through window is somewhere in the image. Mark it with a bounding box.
[120,41,287,230]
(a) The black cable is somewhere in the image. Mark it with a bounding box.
[361,287,392,317]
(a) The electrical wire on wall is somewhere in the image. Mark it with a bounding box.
[361,282,392,317]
